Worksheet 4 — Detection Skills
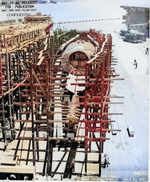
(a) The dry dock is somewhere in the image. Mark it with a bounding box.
[0,12,149,181]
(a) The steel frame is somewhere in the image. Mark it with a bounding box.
[0,26,123,179]
[70,29,123,176]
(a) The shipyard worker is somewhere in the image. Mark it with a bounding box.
[103,154,110,168]
[145,47,149,55]
[133,59,138,69]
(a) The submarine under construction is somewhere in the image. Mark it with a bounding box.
[0,14,123,180]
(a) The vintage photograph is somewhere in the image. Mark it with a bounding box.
[0,0,149,181]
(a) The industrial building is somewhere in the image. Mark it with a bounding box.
[121,5,150,37]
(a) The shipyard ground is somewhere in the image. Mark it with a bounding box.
[0,1,149,181]
[101,33,149,181]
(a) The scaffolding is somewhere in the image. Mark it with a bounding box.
[0,24,123,180]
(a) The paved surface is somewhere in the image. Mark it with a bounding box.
[100,33,149,181]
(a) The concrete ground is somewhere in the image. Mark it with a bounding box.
[100,33,149,181]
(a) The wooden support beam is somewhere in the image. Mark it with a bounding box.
[26,140,31,165]
[63,141,78,179]
[51,149,68,178]
[32,68,46,97]
[86,137,109,142]
[103,113,123,116]
[104,78,124,81]
[42,142,48,176]
[37,56,45,66]
[103,102,124,104]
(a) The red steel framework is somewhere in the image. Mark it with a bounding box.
[0,23,123,179]
[70,29,123,175]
